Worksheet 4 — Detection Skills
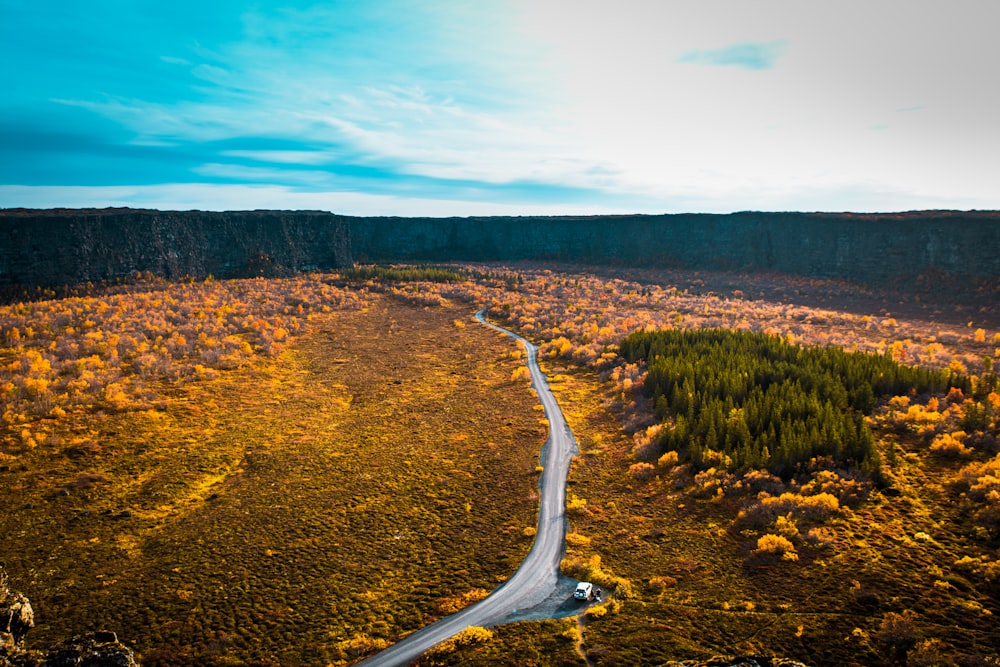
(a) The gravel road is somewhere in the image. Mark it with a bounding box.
[355,309,583,666]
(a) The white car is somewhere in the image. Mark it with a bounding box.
[574,582,593,601]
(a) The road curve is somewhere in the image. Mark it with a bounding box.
[355,309,580,667]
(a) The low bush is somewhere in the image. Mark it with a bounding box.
[435,588,489,615]
[560,554,633,599]
[627,462,655,481]
[425,626,494,657]
[875,610,918,654]
[929,431,972,457]
[750,534,798,562]
[738,491,841,530]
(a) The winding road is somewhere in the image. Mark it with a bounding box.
[355,309,582,666]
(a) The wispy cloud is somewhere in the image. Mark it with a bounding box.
[192,163,334,186]
[32,2,608,206]
[678,41,786,70]
[220,150,336,166]
[4,1,999,214]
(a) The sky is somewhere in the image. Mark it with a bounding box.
[1,0,998,216]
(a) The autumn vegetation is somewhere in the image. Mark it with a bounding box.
[2,262,999,666]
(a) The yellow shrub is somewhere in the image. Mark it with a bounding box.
[566,494,588,514]
[929,431,971,457]
[657,450,679,469]
[338,633,389,658]
[954,555,1000,582]
[510,366,531,382]
[889,395,911,410]
[427,626,494,656]
[774,514,799,539]
[752,534,798,562]
[435,588,489,614]
[738,491,841,528]
[561,554,634,598]
[756,533,796,554]
[903,404,943,424]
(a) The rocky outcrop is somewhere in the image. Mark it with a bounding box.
[0,569,34,649]
[0,208,351,288]
[0,569,137,667]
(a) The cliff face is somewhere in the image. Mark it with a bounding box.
[0,209,351,287]
[348,211,1000,286]
[1,208,998,290]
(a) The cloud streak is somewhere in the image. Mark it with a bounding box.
[677,40,786,70]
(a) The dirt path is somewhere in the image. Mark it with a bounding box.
[356,309,584,666]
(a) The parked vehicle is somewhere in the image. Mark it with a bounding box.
[574,582,594,601]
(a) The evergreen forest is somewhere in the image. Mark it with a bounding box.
[619,328,969,478]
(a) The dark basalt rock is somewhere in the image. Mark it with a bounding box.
[0,208,352,289]
[0,568,137,667]
[347,210,1000,290]
[3,208,999,298]
[40,632,137,667]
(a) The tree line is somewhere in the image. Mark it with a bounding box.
[340,265,467,283]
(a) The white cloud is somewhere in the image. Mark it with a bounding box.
[507,0,1000,211]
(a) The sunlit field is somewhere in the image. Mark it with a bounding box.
[2,265,998,666]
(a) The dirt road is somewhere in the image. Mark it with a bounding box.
[355,309,581,666]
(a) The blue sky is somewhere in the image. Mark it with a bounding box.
[2,0,998,215]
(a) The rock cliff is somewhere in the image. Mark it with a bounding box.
[347,210,1000,288]
[0,208,351,288]
[1,208,998,292]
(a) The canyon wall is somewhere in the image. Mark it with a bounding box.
[348,211,1000,287]
[1,208,998,290]
[0,209,351,287]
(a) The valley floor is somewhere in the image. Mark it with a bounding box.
[2,265,998,666]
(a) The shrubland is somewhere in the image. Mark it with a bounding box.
[396,264,1000,665]
[2,263,998,666]
[1,273,362,443]
[0,273,545,665]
